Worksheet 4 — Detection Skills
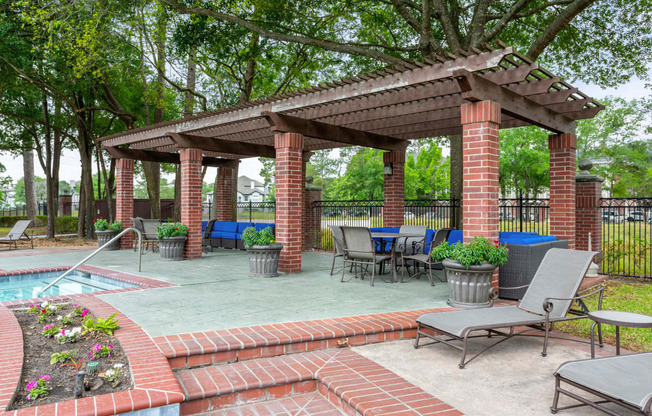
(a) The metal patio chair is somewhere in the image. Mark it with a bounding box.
[401,228,452,286]
[329,225,345,275]
[132,217,161,253]
[551,352,652,415]
[341,227,392,286]
[0,219,34,250]
[415,248,603,368]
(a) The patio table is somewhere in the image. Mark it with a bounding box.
[589,310,652,358]
[370,232,424,282]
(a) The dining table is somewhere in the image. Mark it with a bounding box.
[370,231,425,282]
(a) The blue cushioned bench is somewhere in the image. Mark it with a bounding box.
[205,221,275,250]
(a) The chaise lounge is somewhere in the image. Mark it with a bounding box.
[414,248,602,368]
[0,220,34,250]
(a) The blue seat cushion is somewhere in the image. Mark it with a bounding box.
[202,221,208,231]
[448,230,463,244]
[222,222,238,233]
[238,222,254,232]
[222,232,238,240]
[209,231,223,239]
[254,223,273,232]
[212,221,227,232]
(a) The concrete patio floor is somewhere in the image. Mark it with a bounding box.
[0,247,450,337]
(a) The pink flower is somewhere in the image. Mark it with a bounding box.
[40,375,50,381]
[81,309,89,317]
[108,345,113,349]
[26,380,36,391]
[61,328,66,336]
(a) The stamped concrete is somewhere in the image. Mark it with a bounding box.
[0,248,450,337]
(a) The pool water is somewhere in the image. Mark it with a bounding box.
[0,270,136,302]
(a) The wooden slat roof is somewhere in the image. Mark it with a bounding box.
[98,44,603,160]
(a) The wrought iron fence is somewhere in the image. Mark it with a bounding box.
[0,202,78,217]
[201,201,276,223]
[498,197,550,235]
[600,198,652,279]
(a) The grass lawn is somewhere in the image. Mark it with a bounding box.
[556,279,652,352]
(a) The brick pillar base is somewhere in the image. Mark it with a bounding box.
[383,151,405,228]
[549,133,577,249]
[115,159,134,249]
[576,173,603,269]
[180,149,203,259]
[216,167,235,221]
[275,133,304,273]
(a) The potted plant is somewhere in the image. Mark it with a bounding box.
[242,226,283,277]
[156,222,188,261]
[431,236,509,309]
[93,218,122,250]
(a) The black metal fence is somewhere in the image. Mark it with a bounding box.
[201,201,276,223]
[600,198,652,279]
[0,202,80,217]
[499,197,550,235]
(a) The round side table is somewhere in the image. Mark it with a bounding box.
[588,310,652,358]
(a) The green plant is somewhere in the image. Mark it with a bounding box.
[102,364,123,386]
[241,226,276,247]
[431,236,509,269]
[88,343,113,360]
[108,221,122,232]
[83,313,121,336]
[50,350,77,365]
[61,356,85,373]
[57,313,74,325]
[25,375,50,401]
[94,218,109,231]
[42,324,60,338]
[156,222,189,239]
[55,327,81,344]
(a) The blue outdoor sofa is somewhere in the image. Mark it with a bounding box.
[202,220,275,250]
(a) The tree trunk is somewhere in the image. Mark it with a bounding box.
[142,161,161,218]
[449,134,463,229]
[22,148,38,221]
[97,143,115,222]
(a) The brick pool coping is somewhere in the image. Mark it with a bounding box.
[0,267,184,416]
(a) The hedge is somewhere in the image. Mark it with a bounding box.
[0,215,78,234]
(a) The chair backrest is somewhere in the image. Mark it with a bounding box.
[398,225,427,253]
[341,227,375,260]
[8,220,32,239]
[141,219,161,240]
[132,217,144,232]
[519,248,597,318]
[330,225,345,255]
[427,228,453,255]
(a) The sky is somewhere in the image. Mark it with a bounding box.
[1,74,649,187]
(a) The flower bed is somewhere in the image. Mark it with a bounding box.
[9,302,131,410]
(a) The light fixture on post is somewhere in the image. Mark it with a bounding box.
[384,162,393,176]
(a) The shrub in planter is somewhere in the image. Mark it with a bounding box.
[242,226,282,278]
[156,222,188,261]
[93,218,122,250]
[432,236,509,309]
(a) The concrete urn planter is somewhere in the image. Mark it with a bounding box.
[158,236,187,261]
[443,259,496,309]
[246,244,283,277]
[95,230,120,250]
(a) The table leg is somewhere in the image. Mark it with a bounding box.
[616,326,620,356]
[590,321,597,358]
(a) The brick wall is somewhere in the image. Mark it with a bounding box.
[383,151,405,228]
[275,133,304,273]
[304,188,322,251]
[216,167,235,221]
[576,179,603,268]
[115,159,134,249]
[180,149,203,259]
[549,133,577,249]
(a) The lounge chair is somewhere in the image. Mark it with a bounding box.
[329,225,345,275]
[341,227,392,286]
[551,352,652,415]
[415,248,603,368]
[401,228,452,286]
[0,220,34,250]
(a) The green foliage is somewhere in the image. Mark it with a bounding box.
[108,221,122,232]
[431,236,509,269]
[50,350,77,365]
[93,218,109,231]
[156,222,189,239]
[329,148,384,200]
[404,140,450,199]
[90,313,121,336]
[42,325,60,338]
[241,226,275,247]
[499,126,550,197]
[0,216,76,233]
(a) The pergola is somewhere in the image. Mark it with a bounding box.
[97,43,603,273]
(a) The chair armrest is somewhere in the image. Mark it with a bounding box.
[489,284,531,300]
[542,286,606,313]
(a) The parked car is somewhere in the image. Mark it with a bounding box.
[602,211,624,223]
[349,210,367,217]
[421,211,444,219]
[323,210,341,217]
[499,212,515,221]
[626,211,646,222]
[404,211,416,220]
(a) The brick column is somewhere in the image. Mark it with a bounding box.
[383,151,405,228]
[180,148,203,259]
[115,159,134,249]
[576,168,603,268]
[275,132,304,273]
[460,101,501,244]
[549,133,577,249]
[215,167,235,221]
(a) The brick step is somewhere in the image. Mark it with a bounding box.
[176,348,462,416]
[154,309,453,370]
[198,392,344,416]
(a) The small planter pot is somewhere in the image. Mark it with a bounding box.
[246,244,283,277]
[95,230,120,250]
[443,259,497,309]
[158,236,187,261]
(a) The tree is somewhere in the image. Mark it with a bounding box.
[305,150,342,199]
[405,140,450,199]
[498,126,550,198]
[0,163,11,206]
[329,148,385,200]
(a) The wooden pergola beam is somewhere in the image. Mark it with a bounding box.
[169,132,277,158]
[103,146,239,168]
[262,112,408,152]
[454,69,577,134]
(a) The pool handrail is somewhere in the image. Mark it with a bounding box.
[37,227,142,297]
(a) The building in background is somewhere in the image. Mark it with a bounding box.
[237,176,269,202]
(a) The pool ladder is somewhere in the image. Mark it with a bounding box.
[37,227,142,296]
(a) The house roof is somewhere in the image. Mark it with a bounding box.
[237,176,267,196]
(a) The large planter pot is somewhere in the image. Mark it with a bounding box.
[443,259,497,309]
[96,230,120,250]
[158,236,187,261]
[246,244,283,277]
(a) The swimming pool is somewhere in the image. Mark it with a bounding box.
[0,270,137,302]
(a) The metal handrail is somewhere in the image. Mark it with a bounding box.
[37,227,142,296]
